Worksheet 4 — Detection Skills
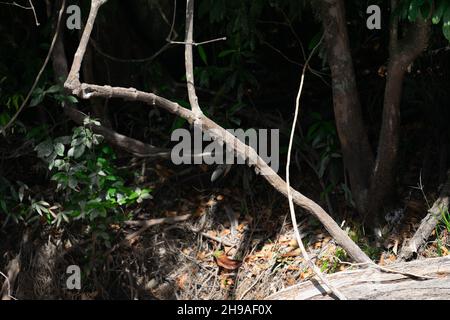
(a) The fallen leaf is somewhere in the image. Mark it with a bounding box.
[282,248,301,258]
[288,239,299,248]
[287,265,300,271]
[213,250,242,271]
[176,274,188,290]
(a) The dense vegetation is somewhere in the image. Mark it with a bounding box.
[1,0,450,300]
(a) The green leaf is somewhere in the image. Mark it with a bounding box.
[46,84,61,94]
[128,191,139,200]
[408,0,425,22]
[92,134,104,145]
[443,5,450,41]
[0,200,7,213]
[432,0,447,24]
[198,45,208,65]
[54,135,71,145]
[67,146,75,158]
[218,49,236,58]
[308,32,323,50]
[53,159,65,170]
[0,112,10,126]
[29,93,44,107]
[35,139,54,158]
[54,142,65,157]
[65,95,78,104]
[73,145,85,159]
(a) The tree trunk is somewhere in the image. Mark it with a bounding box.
[367,7,430,223]
[319,0,374,214]
[319,0,429,223]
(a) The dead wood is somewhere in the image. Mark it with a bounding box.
[0,254,20,300]
[267,256,450,300]
[399,171,450,261]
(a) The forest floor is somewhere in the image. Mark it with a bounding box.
[1,157,449,300]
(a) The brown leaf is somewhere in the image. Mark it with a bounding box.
[288,239,299,248]
[213,251,242,271]
[282,248,301,258]
[176,274,188,290]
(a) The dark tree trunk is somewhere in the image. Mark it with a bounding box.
[319,0,374,214]
[367,7,430,223]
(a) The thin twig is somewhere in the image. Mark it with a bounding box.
[28,0,39,25]
[0,0,64,135]
[107,214,192,255]
[409,170,430,209]
[171,37,226,46]
[285,34,347,300]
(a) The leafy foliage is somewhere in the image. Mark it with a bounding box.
[34,118,152,229]
[1,119,151,248]
[397,0,450,41]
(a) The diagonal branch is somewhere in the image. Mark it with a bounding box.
[65,0,108,93]
[64,0,371,264]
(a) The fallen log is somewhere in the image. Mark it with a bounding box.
[267,256,450,300]
[398,171,450,261]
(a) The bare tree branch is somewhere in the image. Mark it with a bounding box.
[64,0,371,264]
